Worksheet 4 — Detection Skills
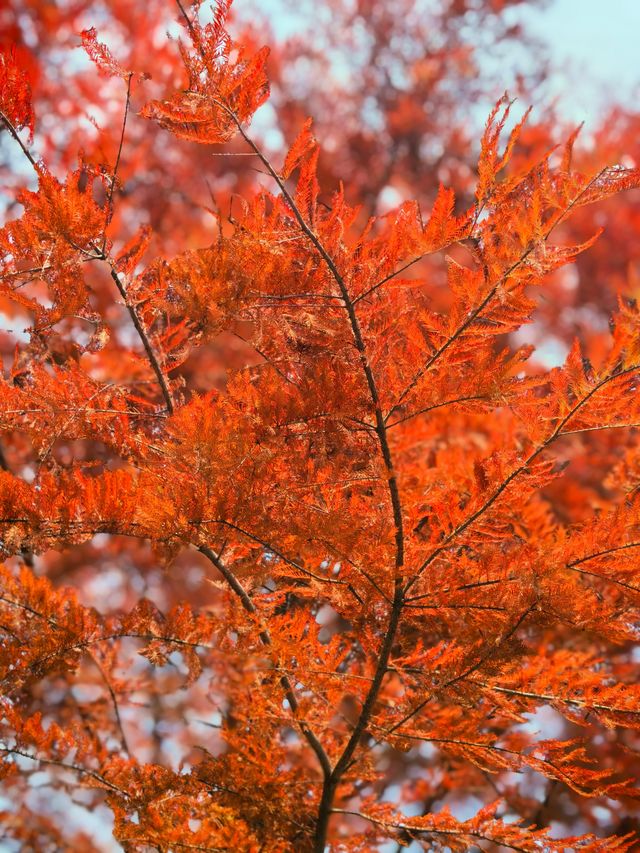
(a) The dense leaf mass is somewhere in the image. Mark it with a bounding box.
[1,1,640,851]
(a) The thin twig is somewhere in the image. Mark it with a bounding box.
[405,363,640,592]
[0,747,130,797]
[0,109,39,171]
[98,251,175,414]
[385,169,609,423]
[102,72,134,250]
[87,650,131,756]
[197,543,332,779]
[330,808,533,853]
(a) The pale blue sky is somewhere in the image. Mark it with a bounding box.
[524,0,640,121]
[244,0,640,131]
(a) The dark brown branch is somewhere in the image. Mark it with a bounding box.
[559,421,640,435]
[386,394,485,429]
[404,602,506,612]
[407,577,516,603]
[472,682,640,717]
[387,732,583,795]
[99,253,175,414]
[87,650,131,756]
[223,105,407,853]
[314,537,391,601]
[1,102,173,417]
[352,248,436,306]
[565,562,640,596]
[0,593,58,627]
[568,540,640,569]
[197,544,332,780]
[196,519,362,601]
[366,604,535,755]
[385,169,609,423]
[330,808,534,853]
[406,364,640,592]
[385,248,538,423]
[0,109,39,171]
[101,72,133,250]
[0,576,329,776]
[0,747,129,797]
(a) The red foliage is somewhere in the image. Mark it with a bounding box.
[1,1,640,851]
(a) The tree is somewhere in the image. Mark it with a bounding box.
[1,1,640,850]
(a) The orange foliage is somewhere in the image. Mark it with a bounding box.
[1,1,640,851]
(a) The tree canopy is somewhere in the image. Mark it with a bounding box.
[1,1,640,850]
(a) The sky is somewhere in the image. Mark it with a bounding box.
[523,0,640,121]
[250,0,640,130]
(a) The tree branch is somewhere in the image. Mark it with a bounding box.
[330,808,534,853]
[197,544,332,780]
[385,169,609,423]
[172,9,408,847]
[97,252,175,414]
[406,363,640,592]
[101,72,134,250]
[0,109,39,171]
